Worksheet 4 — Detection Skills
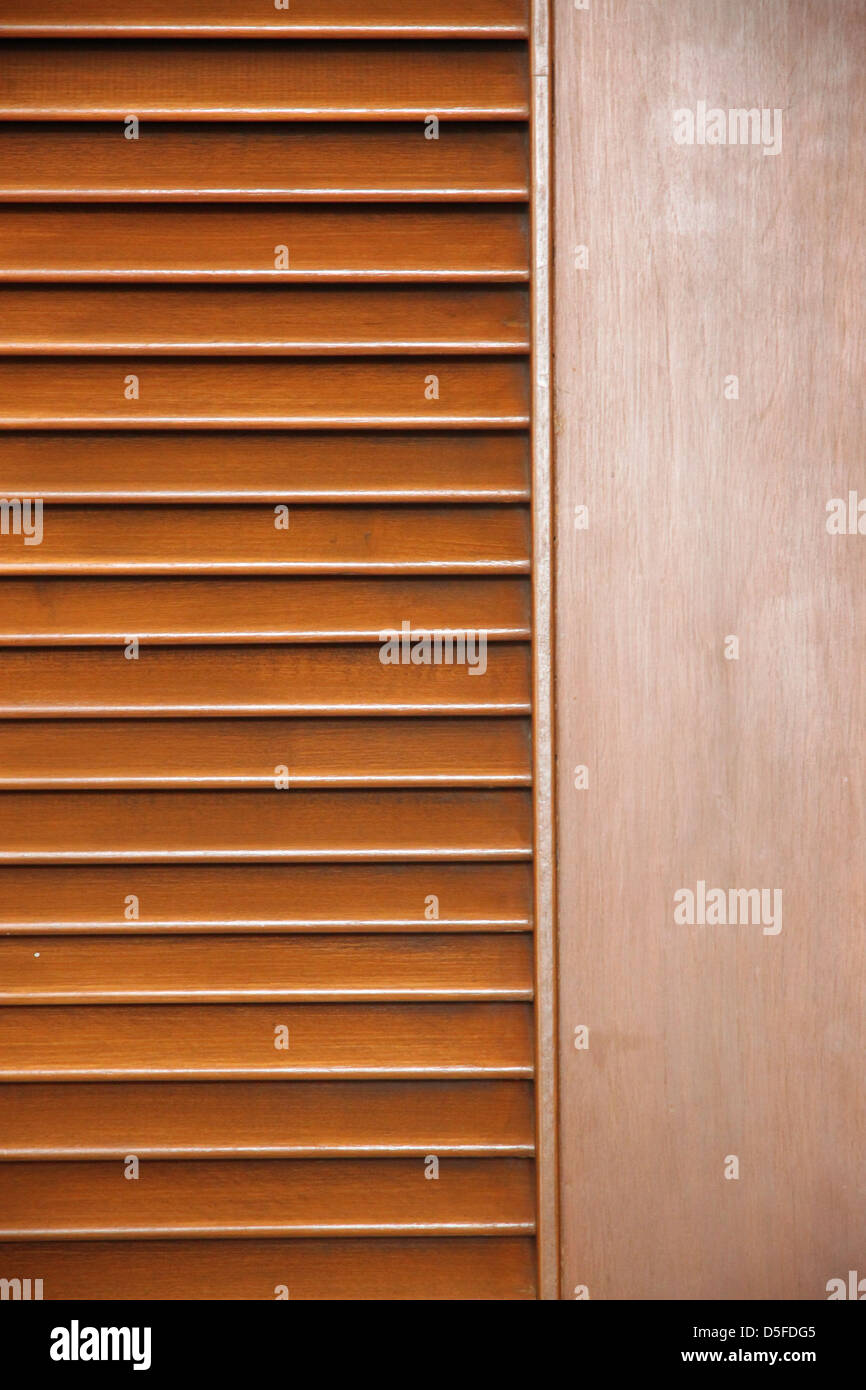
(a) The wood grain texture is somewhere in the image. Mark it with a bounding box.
[0,932,533,1003]
[0,576,530,642]
[0,861,534,933]
[0,1,530,40]
[0,357,530,427]
[0,789,533,862]
[0,123,529,201]
[0,505,530,575]
[555,0,866,1300]
[0,286,530,354]
[0,1237,536,1299]
[0,1080,536,1159]
[0,643,531,716]
[0,15,547,1301]
[0,1158,536,1238]
[0,1002,534,1079]
[529,0,557,1299]
[0,206,529,281]
[0,42,529,119]
[0,432,531,502]
[0,716,532,787]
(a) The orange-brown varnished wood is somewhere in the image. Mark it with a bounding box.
[0,1237,537,1299]
[0,431,531,502]
[0,1158,535,1239]
[0,788,533,862]
[0,1080,536,1159]
[0,8,547,1303]
[0,861,534,933]
[0,285,530,353]
[0,206,529,280]
[0,576,529,644]
[0,717,532,787]
[0,933,533,1004]
[0,42,529,120]
[0,643,531,716]
[0,123,529,201]
[0,357,529,427]
[0,1,530,40]
[0,576,530,642]
[0,505,530,575]
[0,1002,534,1079]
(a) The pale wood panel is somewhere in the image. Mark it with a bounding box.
[554,0,866,1300]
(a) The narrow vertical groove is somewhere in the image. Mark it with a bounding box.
[530,0,559,1300]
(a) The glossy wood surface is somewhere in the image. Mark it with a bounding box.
[0,286,530,353]
[0,431,531,502]
[0,1,530,40]
[0,862,534,933]
[0,206,529,280]
[0,123,529,201]
[0,5,547,1300]
[0,644,532,716]
[0,933,534,1004]
[0,42,529,119]
[0,1003,534,1079]
[0,1237,537,1299]
[0,716,532,786]
[0,1079,536,1159]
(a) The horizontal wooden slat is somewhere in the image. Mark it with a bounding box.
[0,717,531,787]
[0,431,531,502]
[0,357,529,427]
[0,286,529,354]
[0,1002,534,1078]
[0,789,533,862]
[0,1,529,40]
[0,1158,535,1239]
[0,505,530,575]
[0,42,529,120]
[0,862,533,932]
[0,206,529,280]
[0,933,533,1004]
[0,1080,534,1159]
[0,643,531,716]
[0,122,529,201]
[0,576,529,643]
[0,1237,537,1298]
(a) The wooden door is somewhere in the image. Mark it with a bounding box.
[0,0,557,1301]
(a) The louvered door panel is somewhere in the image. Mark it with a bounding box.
[0,2,546,1301]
